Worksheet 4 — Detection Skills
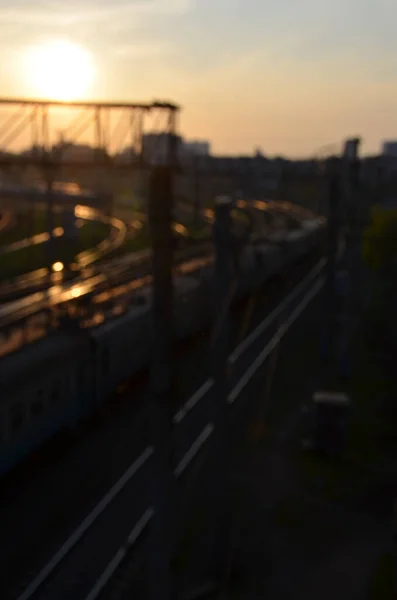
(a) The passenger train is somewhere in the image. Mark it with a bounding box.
[0,220,325,477]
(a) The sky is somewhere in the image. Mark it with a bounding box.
[0,0,396,156]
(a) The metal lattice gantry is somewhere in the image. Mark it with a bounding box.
[0,97,180,172]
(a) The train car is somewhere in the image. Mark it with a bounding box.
[0,331,91,476]
[91,300,152,404]
[0,220,326,477]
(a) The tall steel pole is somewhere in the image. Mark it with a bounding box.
[146,114,178,600]
[205,196,235,581]
[193,154,201,228]
[323,158,341,363]
[146,165,174,600]
[338,139,361,377]
[45,170,55,271]
[212,196,234,398]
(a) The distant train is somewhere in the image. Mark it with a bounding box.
[0,222,324,477]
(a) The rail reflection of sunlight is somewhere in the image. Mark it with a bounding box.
[51,261,64,284]
[75,205,94,220]
[52,261,64,273]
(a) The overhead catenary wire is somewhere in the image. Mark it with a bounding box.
[216,281,291,600]
[214,145,339,599]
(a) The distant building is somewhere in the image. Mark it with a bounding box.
[207,154,281,199]
[343,138,361,160]
[378,143,397,178]
[181,140,210,157]
[382,141,397,158]
[51,142,95,162]
[115,136,209,166]
[142,133,182,165]
[178,139,211,172]
[114,146,139,165]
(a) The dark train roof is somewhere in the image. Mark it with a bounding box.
[0,331,91,397]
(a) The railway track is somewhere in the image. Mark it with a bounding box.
[1,249,325,600]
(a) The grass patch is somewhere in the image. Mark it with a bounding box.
[272,494,343,548]
[236,284,395,505]
[294,309,397,505]
[104,225,150,260]
[78,221,110,247]
[367,551,394,599]
[0,210,62,246]
[296,449,376,503]
[274,496,306,530]
[189,225,211,241]
[0,219,110,281]
[171,505,208,573]
[260,303,323,433]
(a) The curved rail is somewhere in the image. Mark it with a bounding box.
[0,205,127,300]
[0,202,322,326]
[73,205,127,268]
[0,205,126,264]
[0,240,215,329]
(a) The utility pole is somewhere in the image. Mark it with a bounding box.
[323,157,341,363]
[146,120,178,600]
[338,138,361,377]
[212,196,234,402]
[206,196,235,581]
[343,139,362,313]
[323,139,362,376]
[193,154,201,229]
[45,168,55,272]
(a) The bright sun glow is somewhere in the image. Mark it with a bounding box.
[25,39,95,101]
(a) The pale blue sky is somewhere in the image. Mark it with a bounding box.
[0,0,396,155]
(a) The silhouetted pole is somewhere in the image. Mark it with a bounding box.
[193,155,201,228]
[148,165,175,398]
[323,158,341,362]
[212,196,234,402]
[29,194,36,271]
[339,138,361,377]
[146,161,176,600]
[206,196,234,580]
[345,146,362,314]
[106,192,114,237]
[45,171,55,273]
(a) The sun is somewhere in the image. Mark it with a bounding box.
[25,39,95,101]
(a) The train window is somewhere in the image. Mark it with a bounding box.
[10,404,24,432]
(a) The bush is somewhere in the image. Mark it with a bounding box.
[363,206,397,271]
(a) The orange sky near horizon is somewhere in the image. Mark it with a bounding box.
[0,0,396,157]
